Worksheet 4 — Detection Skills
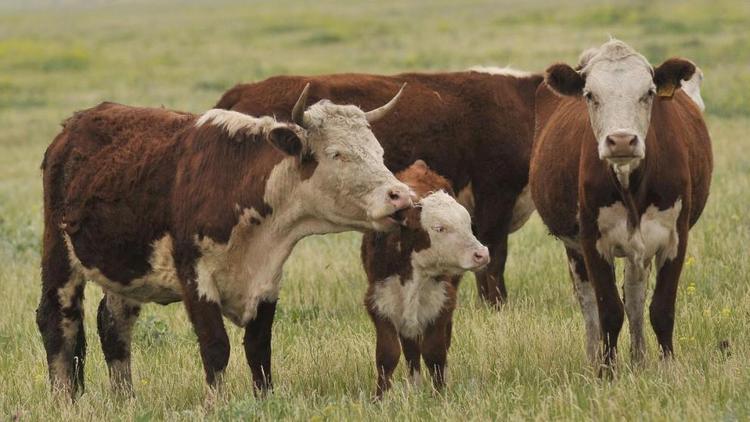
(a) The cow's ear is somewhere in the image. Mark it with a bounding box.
[546,63,585,96]
[267,126,303,156]
[654,58,696,99]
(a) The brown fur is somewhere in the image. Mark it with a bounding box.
[38,102,305,397]
[530,74,712,367]
[216,70,543,305]
[361,161,459,396]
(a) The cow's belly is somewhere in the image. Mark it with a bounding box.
[370,276,448,339]
[457,183,536,234]
[65,232,286,325]
[595,200,682,266]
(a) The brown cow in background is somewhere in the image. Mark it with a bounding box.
[216,69,543,306]
[530,40,712,371]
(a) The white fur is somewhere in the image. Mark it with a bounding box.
[579,40,654,171]
[623,259,650,361]
[370,274,448,340]
[681,66,705,112]
[569,259,600,364]
[195,109,284,139]
[595,199,682,267]
[469,66,533,78]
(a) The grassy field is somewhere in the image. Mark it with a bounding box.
[1,0,749,419]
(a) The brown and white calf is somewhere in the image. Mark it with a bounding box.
[216,69,542,306]
[530,40,712,370]
[361,160,488,396]
[38,85,412,399]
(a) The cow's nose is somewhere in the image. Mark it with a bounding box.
[605,132,639,157]
[473,247,490,266]
[387,187,411,210]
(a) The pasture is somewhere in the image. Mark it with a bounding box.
[1,0,749,419]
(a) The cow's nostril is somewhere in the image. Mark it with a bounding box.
[388,191,401,201]
[606,137,616,147]
[629,137,638,146]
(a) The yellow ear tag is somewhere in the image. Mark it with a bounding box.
[657,83,676,98]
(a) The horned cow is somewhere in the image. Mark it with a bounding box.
[38,86,412,399]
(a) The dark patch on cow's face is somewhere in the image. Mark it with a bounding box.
[298,153,319,181]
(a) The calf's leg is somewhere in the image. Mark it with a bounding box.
[369,312,401,397]
[399,335,421,386]
[421,312,451,392]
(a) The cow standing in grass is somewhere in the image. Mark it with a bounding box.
[38,85,412,399]
[361,160,489,397]
[530,40,712,370]
[216,70,542,306]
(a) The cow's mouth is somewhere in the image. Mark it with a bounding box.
[388,208,407,225]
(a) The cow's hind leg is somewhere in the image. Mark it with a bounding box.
[37,230,86,399]
[566,247,600,365]
[472,191,515,306]
[97,293,141,394]
[623,258,650,364]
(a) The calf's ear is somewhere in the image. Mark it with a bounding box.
[654,58,696,98]
[267,126,303,156]
[546,63,585,96]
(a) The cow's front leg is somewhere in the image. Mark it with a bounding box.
[566,247,601,365]
[243,300,277,394]
[97,293,141,394]
[650,219,689,358]
[581,235,623,374]
[175,246,230,390]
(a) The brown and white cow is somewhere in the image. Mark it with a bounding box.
[362,160,488,397]
[530,40,712,370]
[38,86,412,399]
[216,69,543,306]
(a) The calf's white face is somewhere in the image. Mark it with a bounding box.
[546,39,696,175]
[412,191,489,275]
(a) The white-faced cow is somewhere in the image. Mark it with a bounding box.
[530,40,712,371]
[215,69,543,306]
[361,160,488,397]
[38,85,412,399]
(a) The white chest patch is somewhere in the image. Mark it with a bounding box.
[370,275,448,339]
[595,199,682,267]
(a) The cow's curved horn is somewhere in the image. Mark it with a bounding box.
[365,82,406,123]
[291,83,311,127]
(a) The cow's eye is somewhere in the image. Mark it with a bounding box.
[330,151,341,160]
[432,225,446,233]
[641,88,656,103]
[583,91,593,101]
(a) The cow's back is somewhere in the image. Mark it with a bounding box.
[529,83,592,238]
[43,103,195,282]
[216,72,541,194]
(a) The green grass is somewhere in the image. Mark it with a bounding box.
[1,0,749,420]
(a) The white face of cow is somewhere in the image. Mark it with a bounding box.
[299,100,411,232]
[412,191,489,275]
[546,39,697,175]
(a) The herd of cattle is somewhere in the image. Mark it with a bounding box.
[36,39,712,400]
